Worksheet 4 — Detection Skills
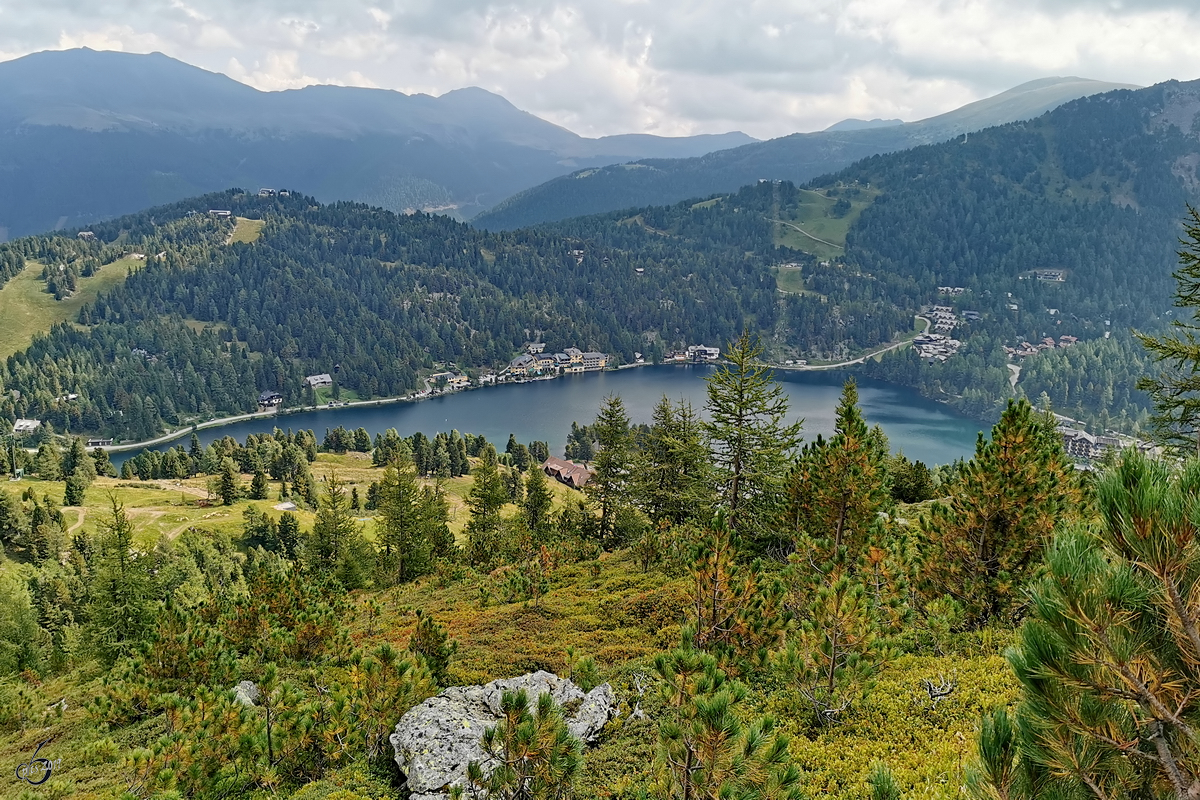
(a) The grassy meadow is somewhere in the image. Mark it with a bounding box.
[773,186,881,260]
[0,258,133,359]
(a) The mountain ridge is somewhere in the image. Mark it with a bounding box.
[473,76,1142,230]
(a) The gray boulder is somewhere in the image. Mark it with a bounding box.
[391,671,618,800]
[232,680,260,706]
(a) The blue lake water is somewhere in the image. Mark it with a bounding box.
[112,366,983,467]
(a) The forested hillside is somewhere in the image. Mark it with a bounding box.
[0,190,782,440]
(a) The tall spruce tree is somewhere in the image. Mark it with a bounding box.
[466,446,509,567]
[1138,206,1200,453]
[586,395,634,548]
[376,456,434,584]
[972,452,1200,800]
[704,332,802,550]
[87,497,154,665]
[921,399,1076,625]
[636,396,713,528]
[308,473,359,566]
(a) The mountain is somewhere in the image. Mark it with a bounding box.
[472,76,1139,230]
[0,48,755,239]
[824,118,903,132]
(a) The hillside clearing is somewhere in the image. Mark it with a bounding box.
[229,217,265,244]
[0,257,132,358]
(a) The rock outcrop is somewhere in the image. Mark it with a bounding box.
[232,680,260,706]
[391,671,618,800]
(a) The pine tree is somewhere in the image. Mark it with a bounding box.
[62,436,97,484]
[308,472,359,566]
[462,689,583,800]
[521,466,554,539]
[971,452,1200,800]
[689,511,789,675]
[408,610,458,687]
[249,469,270,500]
[586,395,634,548]
[784,379,890,567]
[34,443,62,481]
[652,644,803,800]
[921,399,1077,625]
[1138,206,1200,453]
[704,331,802,550]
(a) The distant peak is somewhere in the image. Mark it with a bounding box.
[824,118,904,132]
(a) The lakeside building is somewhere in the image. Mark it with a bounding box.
[686,345,720,362]
[258,391,284,408]
[304,374,334,388]
[12,419,41,435]
[542,456,593,489]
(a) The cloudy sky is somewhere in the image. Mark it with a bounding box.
[0,0,1197,139]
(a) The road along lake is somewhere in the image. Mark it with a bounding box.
[111,365,983,467]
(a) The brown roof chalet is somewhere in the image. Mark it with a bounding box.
[542,456,593,489]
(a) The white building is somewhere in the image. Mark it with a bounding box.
[13,419,41,435]
[304,374,334,388]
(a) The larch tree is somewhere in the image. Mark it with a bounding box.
[704,331,802,551]
[86,497,154,665]
[466,445,510,567]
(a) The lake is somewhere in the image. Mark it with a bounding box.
[111,366,984,467]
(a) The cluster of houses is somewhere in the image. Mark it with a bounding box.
[926,306,980,333]
[664,345,721,363]
[507,347,610,378]
[257,188,290,197]
[913,333,963,362]
[1058,426,1123,461]
[937,286,967,296]
[1022,269,1066,282]
[1004,335,1079,359]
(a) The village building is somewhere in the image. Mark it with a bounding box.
[582,352,610,371]
[686,345,721,362]
[12,419,41,435]
[77,231,96,241]
[208,209,233,218]
[304,374,333,388]
[258,390,284,408]
[1058,427,1121,461]
[508,353,537,377]
[542,456,593,489]
[86,438,114,448]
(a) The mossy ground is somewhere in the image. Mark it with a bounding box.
[0,469,1016,799]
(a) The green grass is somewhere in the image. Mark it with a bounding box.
[773,187,881,260]
[771,265,817,295]
[313,386,363,405]
[229,217,266,244]
[0,258,133,359]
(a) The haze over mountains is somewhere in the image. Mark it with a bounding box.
[474,76,1139,230]
[0,48,756,239]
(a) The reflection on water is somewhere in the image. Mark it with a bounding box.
[112,366,984,467]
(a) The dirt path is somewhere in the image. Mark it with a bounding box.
[780,316,930,371]
[66,507,86,535]
[769,218,845,250]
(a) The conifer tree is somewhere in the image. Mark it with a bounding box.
[87,497,154,665]
[1138,206,1200,453]
[586,394,634,548]
[689,511,789,675]
[972,452,1200,800]
[34,443,61,481]
[704,332,802,549]
[521,465,554,539]
[62,436,97,484]
[461,689,583,800]
[249,468,270,500]
[784,379,890,567]
[652,643,803,800]
[466,446,509,567]
[377,456,434,583]
[921,399,1076,625]
[308,472,359,565]
[408,610,458,686]
[636,396,713,527]
[218,457,241,505]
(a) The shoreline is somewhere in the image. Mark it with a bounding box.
[94,319,934,455]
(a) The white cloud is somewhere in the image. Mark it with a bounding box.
[1,0,1198,138]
